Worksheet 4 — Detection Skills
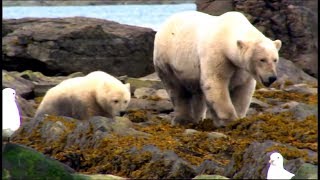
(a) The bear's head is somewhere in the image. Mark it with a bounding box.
[97,82,131,117]
[237,39,282,87]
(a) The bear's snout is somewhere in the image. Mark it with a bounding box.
[263,76,277,87]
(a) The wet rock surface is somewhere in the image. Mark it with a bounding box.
[2,17,155,77]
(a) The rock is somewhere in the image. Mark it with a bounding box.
[184,129,199,136]
[207,132,228,140]
[195,0,233,16]
[3,17,156,77]
[2,70,35,99]
[193,174,229,179]
[124,77,164,94]
[16,95,36,119]
[250,97,270,109]
[138,145,197,179]
[266,101,317,120]
[72,173,126,180]
[196,160,225,176]
[127,98,173,113]
[275,57,317,86]
[18,70,85,97]
[292,163,318,179]
[2,143,74,179]
[65,116,149,148]
[134,87,169,100]
[155,89,170,100]
[134,87,157,99]
[284,84,317,95]
[225,140,316,179]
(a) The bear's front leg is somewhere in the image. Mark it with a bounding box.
[200,58,238,127]
[230,78,256,118]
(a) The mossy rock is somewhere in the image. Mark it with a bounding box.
[292,163,318,179]
[72,173,125,180]
[124,77,163,93]
[193,174,229,179]
[2,143,74,179]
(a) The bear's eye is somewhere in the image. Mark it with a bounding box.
[260,58,266,63]
[113,100,119,104]
[124,100,128,104]
[273,59,277,63]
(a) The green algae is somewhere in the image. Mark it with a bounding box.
[3,143,73,179]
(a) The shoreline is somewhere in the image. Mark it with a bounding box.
[3,0,195,6]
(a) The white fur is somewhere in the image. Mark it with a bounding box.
[35,71,131,120]
[154,11,281,127]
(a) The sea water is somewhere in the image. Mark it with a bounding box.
[3,4,196,31]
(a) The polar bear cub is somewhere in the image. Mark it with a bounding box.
[35,71,131,120]
[153,11,281,127]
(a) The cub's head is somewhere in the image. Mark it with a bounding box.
[97,82,131,117]
[237,39,282,87]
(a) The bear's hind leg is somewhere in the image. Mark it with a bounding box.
[190,93,207,123]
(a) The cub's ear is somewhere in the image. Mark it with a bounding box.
[274,40,282,51]
[125,83,130,90]
[237,40,247,50]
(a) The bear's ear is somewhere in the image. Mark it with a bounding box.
[274,40,282,51]
[237,40,247,50]
[125,83,130,90]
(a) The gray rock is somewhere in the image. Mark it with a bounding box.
[3,17,155,77]
[66,116,149,148]
[72,173,126,180]
[139,145,197,179]
[193,174,229,179]
[155,89,170,100]
[207,132,228,139]
[225,140,316,179]
[266,101,317,120]
[196,160,225,176]
[250,97,270,109]
[134,87,156,99]
[127,98,173,113]
[196,0,233,16]
[276,58,317,85]
[2,70,35,98]
[292,163,318,179]
[284,84,318,95]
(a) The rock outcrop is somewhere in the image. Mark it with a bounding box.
[2,17,156,77]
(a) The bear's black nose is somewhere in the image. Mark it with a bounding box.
[120,111,126,116]
[268,76,277,84]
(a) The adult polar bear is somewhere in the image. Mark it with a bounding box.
[153,11,281,127]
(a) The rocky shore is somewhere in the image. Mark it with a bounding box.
[2,1,318,179]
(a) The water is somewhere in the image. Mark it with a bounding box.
[3,4,196,31]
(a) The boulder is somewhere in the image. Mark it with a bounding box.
[2,143,74,179]
[2,17,156,77]
[225,140,317,179]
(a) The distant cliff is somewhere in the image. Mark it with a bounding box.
[3,0,195,6]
